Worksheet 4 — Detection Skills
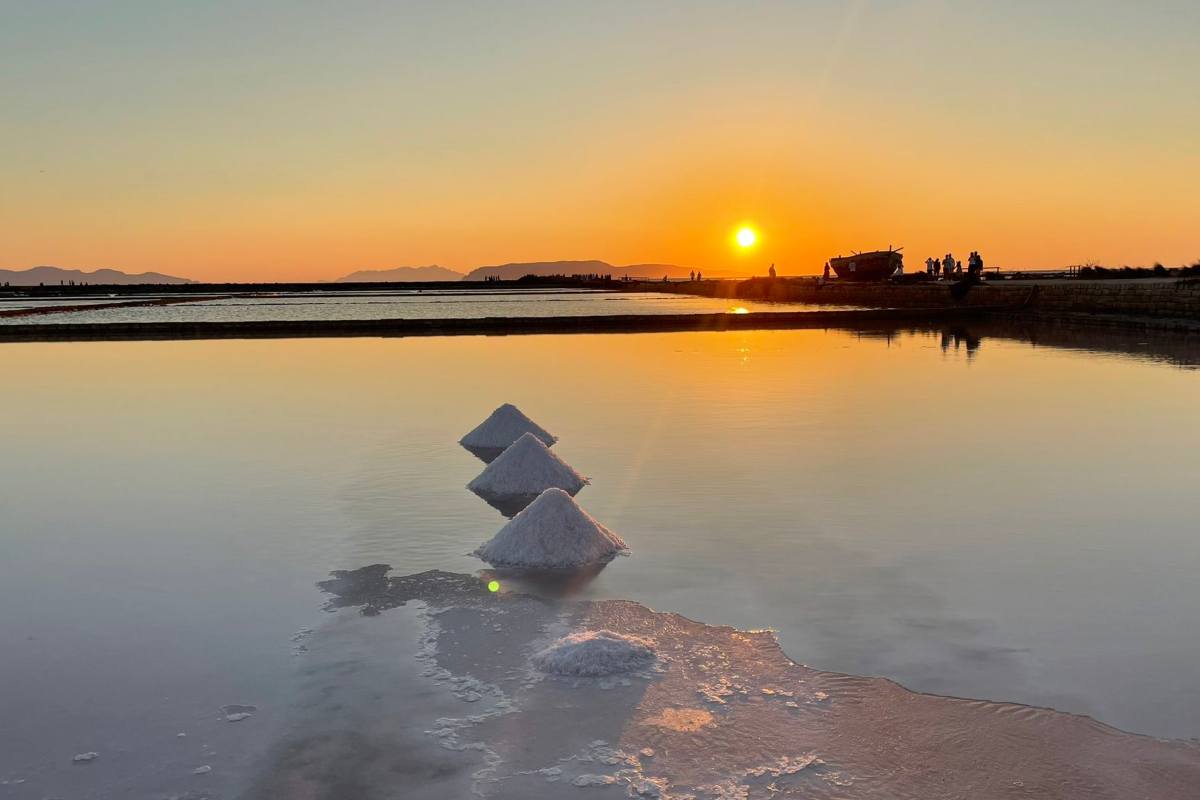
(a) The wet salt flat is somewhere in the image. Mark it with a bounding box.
[1,324,1198,798]
[294,568,1200,799]
[0,289,842,325]
[0,297,175,312]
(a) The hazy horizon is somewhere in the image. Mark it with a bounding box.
[1,258,757,285]
[4,1,1198,282]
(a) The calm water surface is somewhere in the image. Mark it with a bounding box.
[0,289,842,324]
[1,326,1197,792]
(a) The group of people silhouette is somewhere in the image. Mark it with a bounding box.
[924,251,985,280]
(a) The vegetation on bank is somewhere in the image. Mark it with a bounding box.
[1076,262,1200,279]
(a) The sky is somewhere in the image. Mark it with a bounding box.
[2,1,1198,282]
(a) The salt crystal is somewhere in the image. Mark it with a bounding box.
[572,774,618,787]
[474,489,626,569]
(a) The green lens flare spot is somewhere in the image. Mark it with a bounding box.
[487,580,500,593]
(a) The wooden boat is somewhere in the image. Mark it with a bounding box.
[829,249,903,282]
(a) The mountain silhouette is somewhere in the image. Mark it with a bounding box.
[0,266,194,285]
[460,260,723,281]
[335,265,465,282]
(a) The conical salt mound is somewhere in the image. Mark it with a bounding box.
[468,433,587,516]
[532,630,656,676]
[473,488,627,569]
[460,403,557,463]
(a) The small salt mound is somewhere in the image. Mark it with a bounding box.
[468,433,587,500]
[460,404,557,461]
[473,488,627,569]
[533,630,656,676]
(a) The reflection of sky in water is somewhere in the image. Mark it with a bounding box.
[0,326,1198,792]
[0,290,854,324]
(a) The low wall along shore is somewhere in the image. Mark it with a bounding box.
[638,277,1200,321]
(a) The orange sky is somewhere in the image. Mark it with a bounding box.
[2,3,1197,282]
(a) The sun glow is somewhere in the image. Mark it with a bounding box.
[735,227,757,248]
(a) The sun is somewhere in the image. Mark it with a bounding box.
[735,227,757,248]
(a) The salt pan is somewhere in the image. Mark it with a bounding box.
[473,488,626,569]
[468,433,587,515]
[460,404,557,462]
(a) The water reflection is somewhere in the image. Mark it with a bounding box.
[940,326,982,359]
[943,318,1199,367]
[2,318,1198,794]
[839,319,1200,367]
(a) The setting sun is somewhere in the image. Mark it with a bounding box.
[736,227,757,248]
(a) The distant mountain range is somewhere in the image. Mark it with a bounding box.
[0,266,194,286]
[335,265,465,282]
[3,261,735,287]
[459,260,719,282]
[333,261,717,283]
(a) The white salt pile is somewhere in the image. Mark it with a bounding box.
[473,488,627,569]
[467,432,587,499]
[460,403,557,459]
[533,630,656,676]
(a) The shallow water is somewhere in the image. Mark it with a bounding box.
[287,568,1200,799]
[0,289,841,325]
[0,297,173,312]
[1,323,1198,796]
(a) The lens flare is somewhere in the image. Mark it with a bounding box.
[487,579,500,593]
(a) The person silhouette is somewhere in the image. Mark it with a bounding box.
[768,263,776,278]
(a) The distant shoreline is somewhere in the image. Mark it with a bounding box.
[3,276,1198,340]
[0,278,609,298]
[0,306,989,342]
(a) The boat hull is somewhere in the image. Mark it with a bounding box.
[829,251,902,282]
